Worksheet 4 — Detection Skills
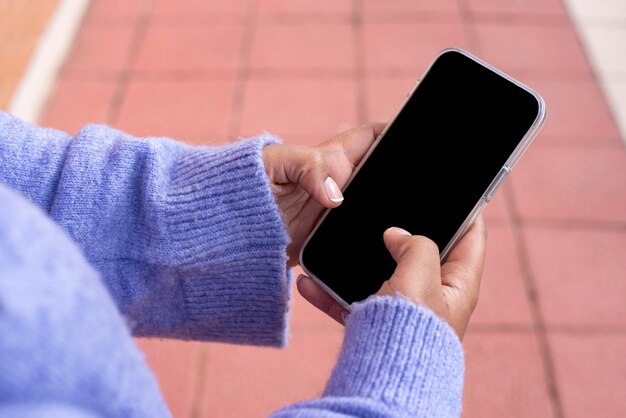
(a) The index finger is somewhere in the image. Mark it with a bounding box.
[322,122,386,169]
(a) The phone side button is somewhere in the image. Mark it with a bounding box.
[484,167,510,202]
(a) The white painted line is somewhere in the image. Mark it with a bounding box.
[563,0,626,144]
[7,0,92,124]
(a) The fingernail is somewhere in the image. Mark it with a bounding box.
[324,177,344,203]
[296,274,306,285]
[387,227,411,236]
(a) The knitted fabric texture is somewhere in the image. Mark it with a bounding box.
[0,111,464,417]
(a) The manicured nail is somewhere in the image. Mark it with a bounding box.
[324,177,344,203]
[386,227,411,236]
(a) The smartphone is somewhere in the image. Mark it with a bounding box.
[299,47,546,309]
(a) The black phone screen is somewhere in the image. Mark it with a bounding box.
[301,49,541,305]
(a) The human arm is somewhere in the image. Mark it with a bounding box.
[0,110,294,345]
[272,218,487,417]
[0,184,171,418]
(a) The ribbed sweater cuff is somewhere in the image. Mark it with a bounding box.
[324,296,464,416]
[163,134,291,347]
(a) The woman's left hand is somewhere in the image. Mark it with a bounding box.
[263,123,385,267]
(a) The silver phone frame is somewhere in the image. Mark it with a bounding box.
[299,47,547,311]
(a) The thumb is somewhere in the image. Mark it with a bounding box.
[383,227,413,263]
[265,144,343,207]
[382,227,441,294]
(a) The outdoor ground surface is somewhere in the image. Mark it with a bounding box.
[10,0,626,417]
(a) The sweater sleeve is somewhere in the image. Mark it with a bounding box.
[0,111,291,346]
[0,184,171,418]
[271,297,465,417]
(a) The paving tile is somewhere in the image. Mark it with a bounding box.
[550,334,626,418]
[239,78,358,139]
[602,79,626,144]
[281,134,334,147]
[466,0,567,17]
[510,146,626,223]
[115,77,236,142]
[363,21,468,74]
[40,77,116,135]
[258,0,352,17]
[576,25,626,78]
[462,331,554,418]
[151,0,250,17]
[135,338,202,418]
[520,76,621,144]
[565,0,626,21]
[201,328,343,417]
[84,0,143,22]
[470,222,534,326]
[473,22,591,77]
[524,226,626,328]
[249,22,354,72]
[133,23,244,73]
[63,24,134,75]
[364,75,418,122]
[363,0,461,15]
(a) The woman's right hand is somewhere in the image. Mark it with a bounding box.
[376,216,487,340]
[297,216,487,341]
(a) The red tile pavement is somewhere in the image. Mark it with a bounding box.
[364,75,420,122]
[201,327,343,417]
[249,22,354,72]
[473,21,591,77]
[36,0,626,417]
[521,76,621,144]
[239,78,358,138]
[133,24,244,73]
[41,77,116,134]
[363,0,461,16]
[550,334,626,418]
[524,227,626,328]
[83,0,143,22]
[150,0,250,18]
[62,24,135,75]
[363,20,469,74]
[470,221,534,327]
[135,339,202,418]
[466,0,568,17]
[511,146,626,223]
[462,331,554,417]
[257,0,352,18]
[114,78,236,143]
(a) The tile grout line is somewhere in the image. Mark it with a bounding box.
[226,0,260,140]
[456,0,481,56]
[189,345,208,418]
[352,0,366,124]
[8,0,92,124]
[106,0,153,126]
[455,3,565,415]
[503,183,564,418]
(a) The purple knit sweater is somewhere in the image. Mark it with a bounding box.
[0,111,464,417]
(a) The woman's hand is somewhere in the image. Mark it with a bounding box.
[297,216,487,340]
[263,123,385,267]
